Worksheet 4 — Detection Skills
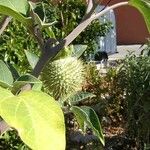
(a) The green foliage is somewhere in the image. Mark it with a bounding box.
[83,54,150,147]
[83,62,125,121]
[0,0,32,26]
[54,44,88,60]
[44,0,86,37]
[72,45,88,58]
[0,130,30,150]
[0,86,13,98]
[60,89,104,146]
[0,0,150,149]
[0,88,66,150]
[0,20,39,74]
[118,54,150,145]
[71,106,105,146]
[54,45,74,60]
[29,1,57,29]
[141,38,150,56]
[84,62,102,96]
[41,57,85,100]
[64,91,95,105]
[42,0,112,57]
[102,67,126,118]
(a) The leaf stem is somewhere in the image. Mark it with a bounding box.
[0,16,11,35]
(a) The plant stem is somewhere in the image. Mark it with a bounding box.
[93,2,128,20]
[32,40,66,77]
[0,16,11,35]
[82,0,98,21]
[32,2,128,77]
[0,120,10,135]
[64,2,128,47]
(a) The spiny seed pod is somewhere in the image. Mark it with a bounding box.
[41,57,85,100]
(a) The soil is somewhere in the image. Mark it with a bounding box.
[66,128,141,150]
[65,113,144,150]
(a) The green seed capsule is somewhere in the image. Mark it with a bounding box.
[41,57,85,100]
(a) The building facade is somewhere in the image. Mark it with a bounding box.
[102,0,150,44]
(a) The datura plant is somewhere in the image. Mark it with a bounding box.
[0,0,150,150]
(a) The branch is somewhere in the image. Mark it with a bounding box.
[86,0,97,14]
[28,9,45,52]
[65,2,128,47]
[82,0,98,21]
[34,26,44,51]
[32,39,66,77]
[32,1,129,77]
[98,0,113,12]
[64,17,92,46]
[93,2,128,20]
[0,16,12,35]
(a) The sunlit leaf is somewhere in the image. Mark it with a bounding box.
[0,87,13,134]
[0,90,66,150]
[65,91,95,105]
[71,106,105,146]
[0,0,32,26]
[72,45,87,58]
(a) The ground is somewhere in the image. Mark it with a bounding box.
[109,44,145,60]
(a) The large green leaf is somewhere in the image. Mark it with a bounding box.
[71,106,104,146]
[0,87,13,133]
[0,0,32,26]
[0,90,66,150]
[12,74,42,94]
[0,0,29,15]
[65,91,95,105]
[129,0,150,33]
[0,60,13,88]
